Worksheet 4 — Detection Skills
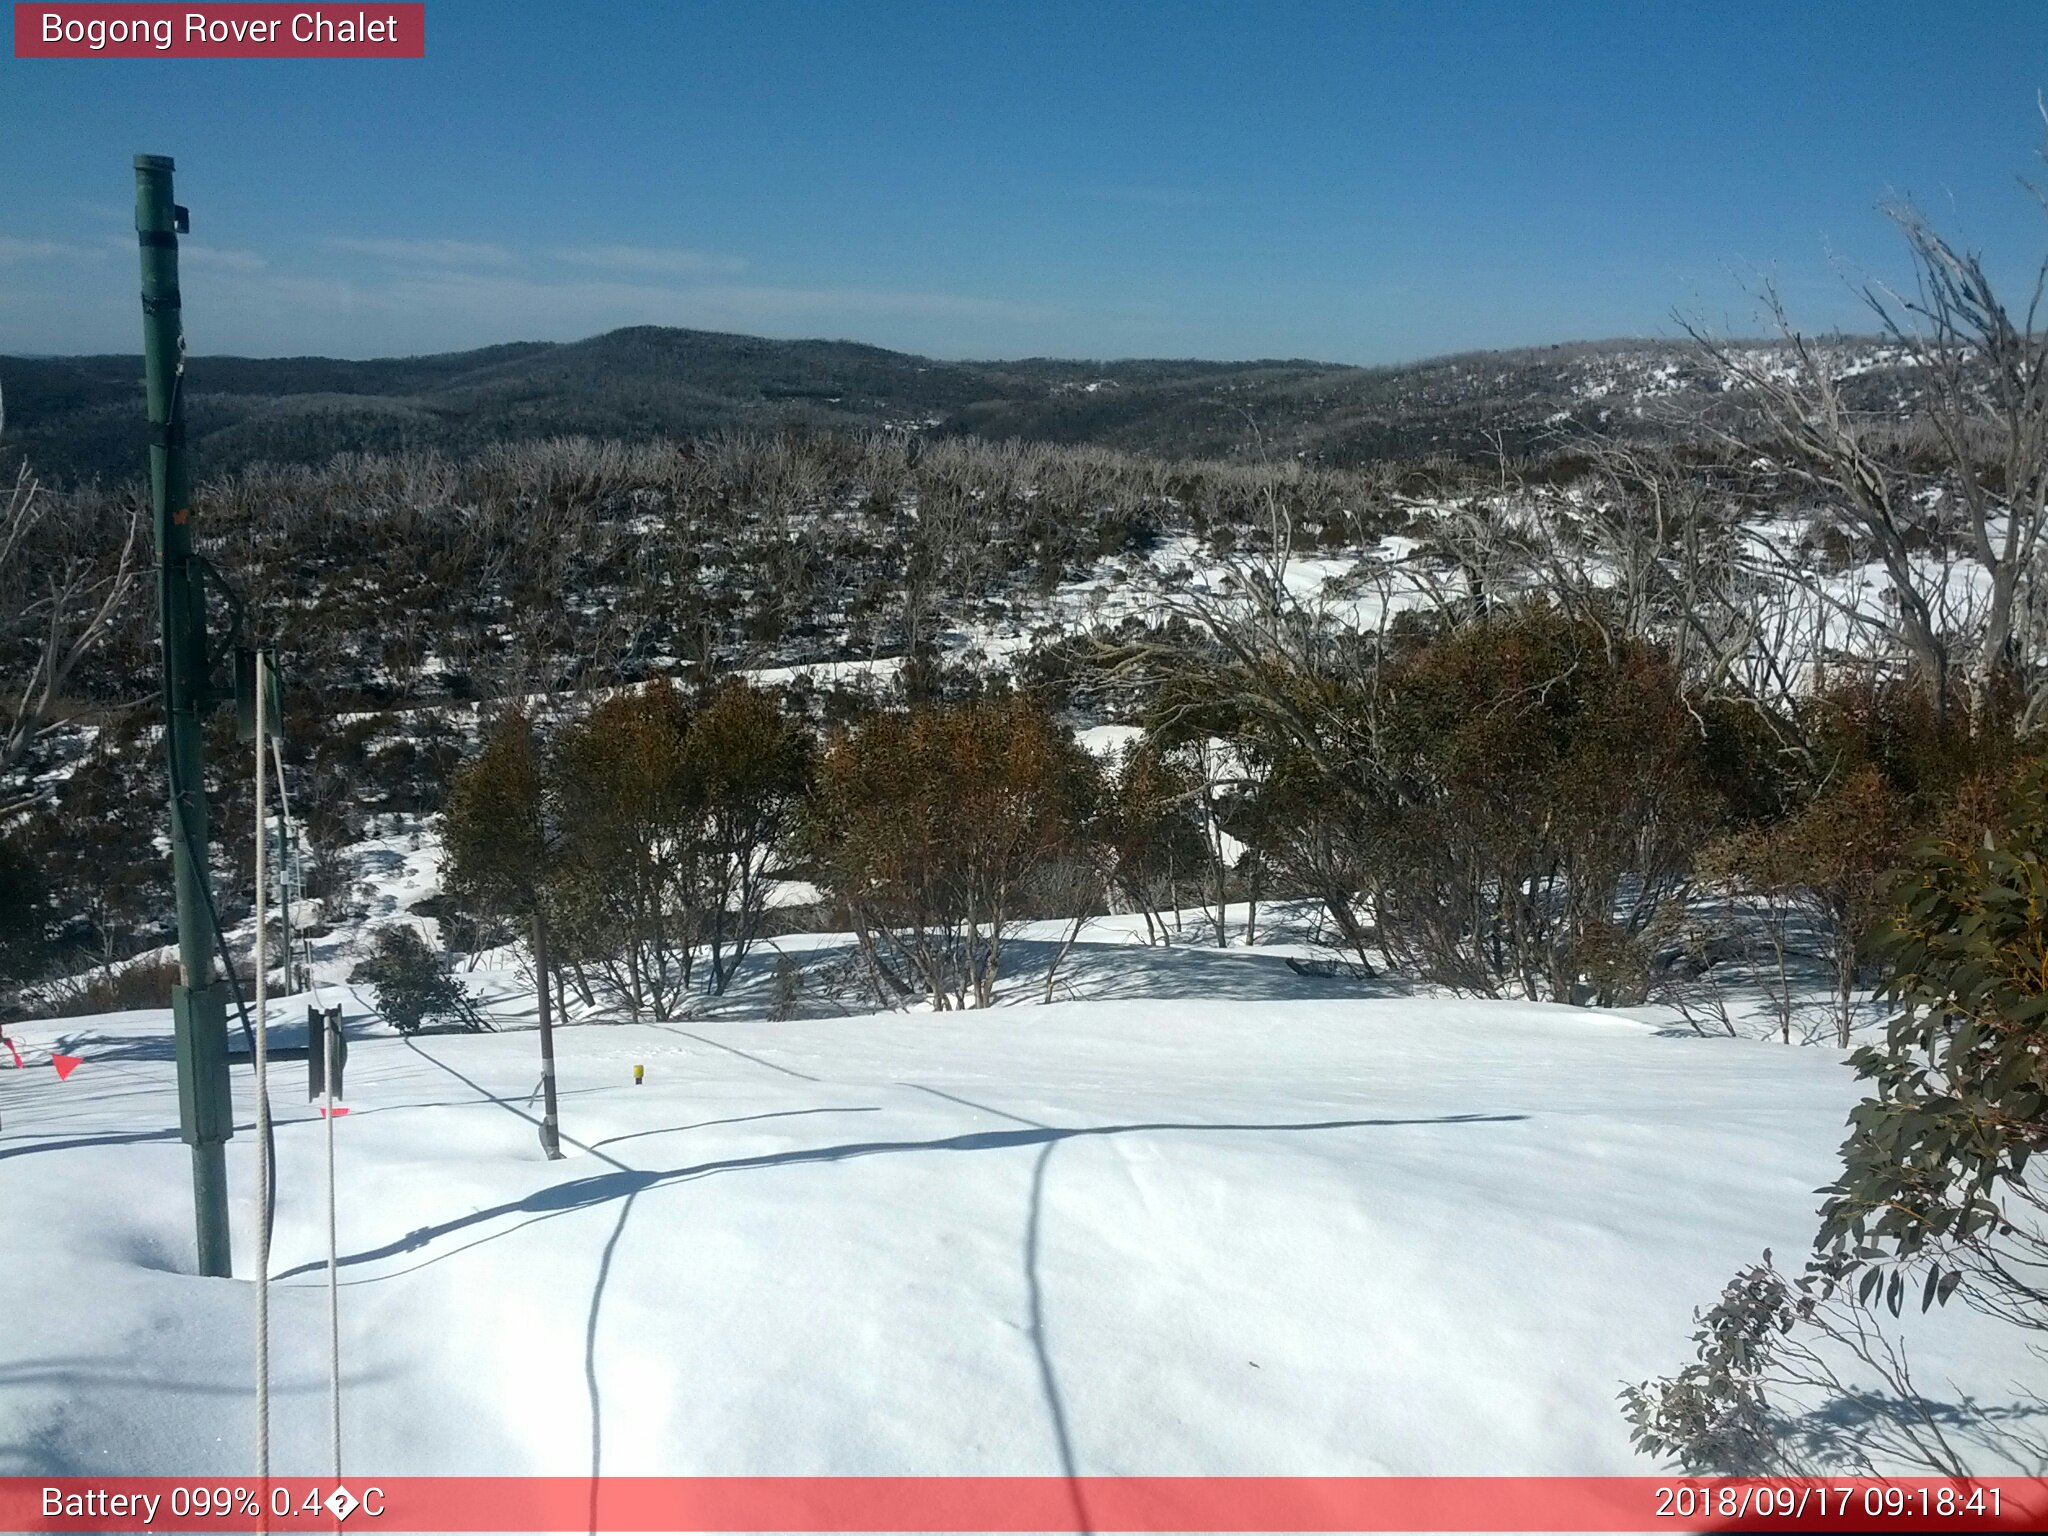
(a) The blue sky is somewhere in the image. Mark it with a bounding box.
[2,0,2046,362]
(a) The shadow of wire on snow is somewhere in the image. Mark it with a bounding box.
[273,1111,1526,1284]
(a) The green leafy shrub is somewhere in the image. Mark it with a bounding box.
[1626,758,2048,1476]
[1366,606,1717,1000]
[807,692,1099,1009]
[1815,758,2048,1318]
[0,832,58,991]
[350,925,478,1035]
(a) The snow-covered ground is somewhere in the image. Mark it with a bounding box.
[2,957,2035,1479]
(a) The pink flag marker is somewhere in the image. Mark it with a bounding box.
[50,1054,82,1081]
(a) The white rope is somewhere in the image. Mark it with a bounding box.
[267,735,307,1002]
[283,723,345,1480]
[253,668,342,1480]
[252,651,273,1487]
[266,734,331,1013]
[324,1008,342,1480]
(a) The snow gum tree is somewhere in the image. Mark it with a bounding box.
[0,834,57,995]
[1689,164,2048,733]
[1701,677,2022,1044]
[688,681,812,996]
[1363,606,1718,1001]
[547,678,811,1013]
[1100,560,1728,999]
[442,711,567,1158]
[807,693,1099,1009]
[1703,767,1910,1046]
[550,680,700,1019]
[1094,741,1207,945]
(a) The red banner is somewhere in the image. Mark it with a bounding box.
[4,1477,2047,1533]
[13,4,424,58]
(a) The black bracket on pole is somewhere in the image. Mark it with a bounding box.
[308,1004,345,1101]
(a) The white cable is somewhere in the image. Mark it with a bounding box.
[268,735,329,1012]
[260,680,341,1476]
[252,651,273,1489]
[324,972,342,1480]
[268,735,293,995]
[267,735,303,1000]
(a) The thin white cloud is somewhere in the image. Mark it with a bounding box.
[549,244,745,277]
[0,235,99,264]
[67,199,132,225]
[328,237,516,267]
[86,233,264,273]
[687,283,1052,323]
[181,244,268,273]
[1,258,1062,356]
[373,271,1054,329]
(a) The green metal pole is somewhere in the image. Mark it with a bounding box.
[137,154,234,1279]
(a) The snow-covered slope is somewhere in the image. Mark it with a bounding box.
[0,990,2027,1478]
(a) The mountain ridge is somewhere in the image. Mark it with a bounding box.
[0,324,1835,485]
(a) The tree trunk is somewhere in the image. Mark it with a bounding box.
[1211,841,1228,948]
[1323,892,1378,974]
[568,959,597,1010]
[1836,935,1856,1051]
[534,909,563,1160]
[1043,908,1090,1003]
[1768,906,1791,1046]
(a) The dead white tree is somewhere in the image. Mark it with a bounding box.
[1533,439,1887,772]
[1684,174,2048,730]
[1,384,142,795]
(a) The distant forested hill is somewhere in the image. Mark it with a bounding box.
[2,325,1874,485]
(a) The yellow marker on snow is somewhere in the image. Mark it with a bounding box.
[634,1063,644,1086]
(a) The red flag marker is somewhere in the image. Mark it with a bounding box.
[50,1054,82,1081]
[1,1036,21,1069]
[318,1105,350,1117]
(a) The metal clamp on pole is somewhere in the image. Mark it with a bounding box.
[327,1005,346,1098]
[310,1005,346,1101]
